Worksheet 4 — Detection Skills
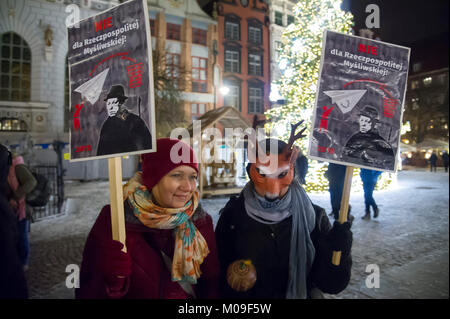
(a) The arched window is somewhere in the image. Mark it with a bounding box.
[0,32,31,101]
[0,117,28,131]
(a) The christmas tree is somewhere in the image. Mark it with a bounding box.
[266,0,394,192]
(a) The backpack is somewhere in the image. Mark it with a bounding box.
[26,172,51,207]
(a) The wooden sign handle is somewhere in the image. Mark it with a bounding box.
[331,166,354,266]
[108,157,127,253]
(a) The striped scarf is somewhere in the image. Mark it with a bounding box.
[123,172,209,284]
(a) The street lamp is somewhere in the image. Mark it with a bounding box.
[219,86,230,96]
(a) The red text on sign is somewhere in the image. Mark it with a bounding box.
[358,43,378,55]
[318,145,335,154]
[94,17,113,32]
[75,145,91,153]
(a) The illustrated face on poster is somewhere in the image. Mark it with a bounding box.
[67,0,156,161]
[308,30,410,172]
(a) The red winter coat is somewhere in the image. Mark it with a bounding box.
[75,203,220,299]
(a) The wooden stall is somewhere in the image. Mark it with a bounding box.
[186,107,252,198]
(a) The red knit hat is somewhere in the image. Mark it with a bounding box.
[141,138,198,190]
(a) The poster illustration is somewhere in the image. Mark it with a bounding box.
[67,0,156,162]
[308,30,410,172]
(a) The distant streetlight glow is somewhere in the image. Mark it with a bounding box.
[219,86,230,95]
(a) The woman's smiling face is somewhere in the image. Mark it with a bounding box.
[151,165,198,208]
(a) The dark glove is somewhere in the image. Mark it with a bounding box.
[328,221,353,257]
[99,239,132,286]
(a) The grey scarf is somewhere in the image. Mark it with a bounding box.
[243,180,316,299]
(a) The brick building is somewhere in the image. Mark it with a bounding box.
[212,0,271,124]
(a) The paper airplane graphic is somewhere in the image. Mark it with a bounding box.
[74,68,109,105]
[323,89,367,114]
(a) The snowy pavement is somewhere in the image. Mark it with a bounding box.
[25,168,449,299]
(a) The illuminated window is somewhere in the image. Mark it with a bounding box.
[248,53,262,76]
[0,117,28,131]
[423,77,432,86]
[0,32,31,101]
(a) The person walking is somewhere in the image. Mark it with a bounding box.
[7,153,37,271]
[441,151,449,173]
[0,144,28,298]
[429,152,438,172]
[76,138,220,299]
[360,168,382,220]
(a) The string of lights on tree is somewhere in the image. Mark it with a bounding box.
[265,0,394,193]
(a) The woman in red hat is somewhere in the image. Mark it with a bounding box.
[76,138,220,299]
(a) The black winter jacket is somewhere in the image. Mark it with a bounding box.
[215,194,352,298]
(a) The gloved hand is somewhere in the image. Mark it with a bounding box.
[99,239,132,286]
[328,221,353,257]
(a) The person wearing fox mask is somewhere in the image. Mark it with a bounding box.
[215,121,353,299]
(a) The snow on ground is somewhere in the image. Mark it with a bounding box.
[25,168,448,299]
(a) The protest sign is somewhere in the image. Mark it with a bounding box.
[308,30,410,172]
[67,0,156,162]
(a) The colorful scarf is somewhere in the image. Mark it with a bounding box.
[123,172,209,284]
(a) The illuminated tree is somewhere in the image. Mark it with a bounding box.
[265,0,355,192]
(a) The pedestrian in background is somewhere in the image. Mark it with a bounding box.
[7,152,36,271]
[76,138,220,299]
[441,151,449,173]
[0,144,28,298]
[324,163,353,222]
[429,152,438,172]
[360,168,382,220]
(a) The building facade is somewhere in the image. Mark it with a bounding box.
[214,0,271,123]
[268,0,296,85]
[403,34,449,146]
[0,0,219,179]
[147,0,218,123]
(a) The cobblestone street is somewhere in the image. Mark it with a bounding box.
[25,169,449,299]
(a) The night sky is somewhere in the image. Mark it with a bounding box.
[342,0,449,46]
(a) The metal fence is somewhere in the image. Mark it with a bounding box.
[29,165,64,222]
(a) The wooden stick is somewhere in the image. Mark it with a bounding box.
[108,157,127,253]
[331,166,354,266]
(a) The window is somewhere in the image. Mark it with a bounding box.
[165,53,180,79]
[225,49,240,73]
[223,83,241,111]
[248,86,264,114]
[423,77,432,86]
[248,53,262,76]
[150,19,156,36]
[166,23,181,40]
[191,103,206,119]
[0,117,27,131]
[287,15,295,25]
[192,28,207,45]
[225,21,240,40]
[0,32,31,101]
[248,26,262,45]
[411,80,419,89]
[192,57,208,93]
[275,11,283,26]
